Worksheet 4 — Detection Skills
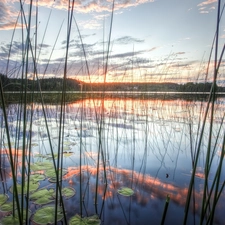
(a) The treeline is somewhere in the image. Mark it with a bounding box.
[1,74,224,92]
[0,74,81,92]
[83,82,223,92]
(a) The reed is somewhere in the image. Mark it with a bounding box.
[0,0,225,225]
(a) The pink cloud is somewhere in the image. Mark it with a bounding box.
[11,0,155,13]
[200,10,209,13]
[197,0,217,7]
[0,23,22,30]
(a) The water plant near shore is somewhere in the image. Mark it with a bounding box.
[0,0,225,225]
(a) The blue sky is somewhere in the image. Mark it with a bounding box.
[0,0,224,83]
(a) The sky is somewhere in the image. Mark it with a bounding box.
[0,0,224,83]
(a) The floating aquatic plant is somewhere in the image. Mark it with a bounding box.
[32,205,63,224]
[30,161,53,172]
[34,153,46,158]
[0,194,8,206]
[0,202,14,212]
[45,153,59,160]
[1,215,20,225]
[0,209,31,225]
[117,187,134,196]
[63,151,74,157]
[45,168,67,179]
[30,188,55,205]
[62,187,76,199]
[9,181,39,194]
[30,174,46,183]
[69,214,100,225]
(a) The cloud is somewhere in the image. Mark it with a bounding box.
[0,41,23,56]
[9,0,155,13]
[175,52,186,55]
[0,2,20,30]
[197,0,217,13]
[114,36,145,45]
[0,23,23,30]
[197,0,217,7]
[78,19,103,30]
[109,48,157,60]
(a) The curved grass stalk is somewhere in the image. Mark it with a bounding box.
[0,75,22,225]
[54,1,75,224]
[183,1,225,223]
[73,1,115,211]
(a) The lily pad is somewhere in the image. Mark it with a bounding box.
[117,187,134,197]
[29,174,46,183]
[0,209,30,224]
[1,215,20,225]
[63,151,74,157]
[62,187,75,199]
[30,189,55,205]
[9,181,39,194]
[34,153,45,158]
[32,205,63,225]
[0,194,8,206]
[46,168,67,182]
[64,141,72,146]
[31,143,39,147]
[69,214,100,225]
[0,202,14,212]
[62,146,71,151]
[30,162,53,172]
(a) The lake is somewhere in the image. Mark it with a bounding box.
[0,95,225,224]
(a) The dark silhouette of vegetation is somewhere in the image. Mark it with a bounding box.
[1,73,224,93]
[0,74,81,92]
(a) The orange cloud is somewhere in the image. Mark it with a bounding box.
[197,0,217,7]
[9,0,155,13]
[0,23,23,30]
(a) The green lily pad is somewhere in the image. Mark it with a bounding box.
[30,189,55,205]
[9,181,39,194]
[0,209,30,224]
[69,214,100,225]
[32,205,63,224]
[30,162,53,172]
[29,174,46,183]
[1,215,20,225]
[117,187,134,197]
[46,168,67,181]
[0,202,14,212]
[64,141,72,146]
[34,153,45,158]
[63,151,74,157]
[45,153,59,160]
[62,146,71,151]
[31,143,39,147]
[0,194,8,206]
[62,187,75,199]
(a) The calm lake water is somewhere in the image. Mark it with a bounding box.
[0,96,225,224]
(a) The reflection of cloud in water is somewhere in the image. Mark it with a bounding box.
[62,165,203,211]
